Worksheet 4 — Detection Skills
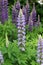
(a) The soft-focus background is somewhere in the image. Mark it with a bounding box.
[8,0,43,23]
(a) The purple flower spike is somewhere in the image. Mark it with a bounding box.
[37,35,43,65]
[12,5,17,24]
[17,9,26,51]
[0,0,8,23]
[15,0,20,10]
[15,0,21,19]
[25,0,30,24]
[1,9,6,23]
[22,6,27,24]
[32,3,37,26]
[29,12,33,32]
[22,6,26,17]
[0,0,2,21]
[36,15,41,27]
[0,0,5,23]
[0,51,4,64]
[4,0,8,20]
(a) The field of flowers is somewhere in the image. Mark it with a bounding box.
[0,0,43,65]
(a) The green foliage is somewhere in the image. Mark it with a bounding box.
[0,19,17,42]
[0,20,43,65]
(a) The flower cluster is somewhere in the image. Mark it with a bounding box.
[12,0,30,25]
[36,15,41,27]
[22,5,27,24]
[12,5,17,24]
[17,9,26,51]
[0,0,8,23]
[37,35,43,65]
[0,0,41,32]
[28,3,41,31]
[4,0,8,20]
[31,3,37,26]
[15,0,20,10]
[12,0,20,24]
[0,51,4,64]
[12,0,41,31]
[28,12,33,31]
[0,0,2,22]
[25,0,30,24]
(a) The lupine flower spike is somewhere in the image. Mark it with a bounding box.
[0,0,2,22]
[0,0,8,23]
[0,51,4,65]
[37,35,43,65]
[29,12,33,31]
[36,15,41,27]
[17,9,26,51]
[25,0,30,24]
[15,0,20,17]
[12,5,17,24]
[15,0,20,10]
[32,3,37,26]
[4,0,8,20]
[6,32,9,48]
[0,0,5,23]
[22,5,27,24]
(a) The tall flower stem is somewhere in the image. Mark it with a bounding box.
[17,9,26,51]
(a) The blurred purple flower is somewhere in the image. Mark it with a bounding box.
[0,51,4,64]
[12,5,17,24]
[0,0,8,23]
[37,35,43,65]
[1,9,6,23]
[4,0,8,20]
[29,12,33,31]
[36,15,41,27]
[22,6,27,24]
[25,0,30,24]
[15,0,20,10]
[0,0,2,21]
[32,3,37,26]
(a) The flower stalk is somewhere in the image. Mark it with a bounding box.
[17,9,26,51]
